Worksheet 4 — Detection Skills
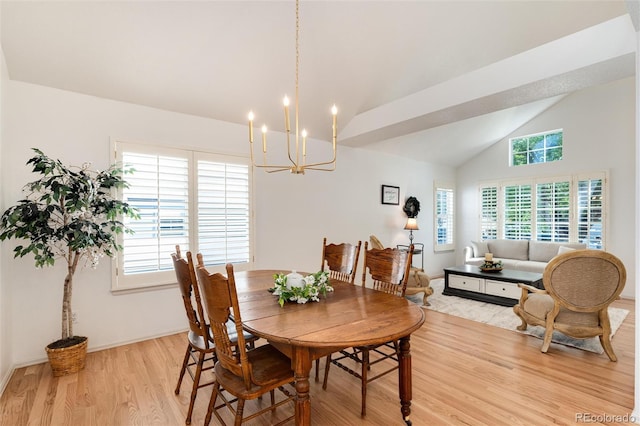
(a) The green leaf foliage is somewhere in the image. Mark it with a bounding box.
[0,148,140,269]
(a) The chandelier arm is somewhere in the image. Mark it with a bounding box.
[303,158,336,168]
[302,165,336,172]
[253,163,295,170]
[300,140,337,168]
[266,168,295,174]
[285,127,297,167]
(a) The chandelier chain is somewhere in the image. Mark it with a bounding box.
[295,0,300,127]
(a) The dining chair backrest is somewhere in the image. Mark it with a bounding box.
[321,238,362,284]
[171,245,210,349]
[361,241,414,297]
[195,258,254,390]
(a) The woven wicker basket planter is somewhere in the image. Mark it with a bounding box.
[45,336,88,377]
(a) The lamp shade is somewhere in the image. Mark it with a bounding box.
[404,218,419,231]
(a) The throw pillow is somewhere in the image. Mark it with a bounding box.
[470,240,489,258]
[557,245,576,255]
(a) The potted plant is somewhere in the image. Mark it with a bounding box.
[0,148,138,376]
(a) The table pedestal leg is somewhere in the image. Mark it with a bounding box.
[398,336,413,425]
[292,346,311,426]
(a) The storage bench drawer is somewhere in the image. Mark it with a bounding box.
[449,275,482,292]
[485,280,520,299]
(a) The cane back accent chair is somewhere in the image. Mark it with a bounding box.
[196,258,295,426]
[513,249,626,361]
[322,242,414,417]
[171,246,257,424]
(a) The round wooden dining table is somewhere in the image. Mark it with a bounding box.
[233,270,426,426]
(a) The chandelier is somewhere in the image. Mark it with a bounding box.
[247,0,337,174]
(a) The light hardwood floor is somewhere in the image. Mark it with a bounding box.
[1,298,635,426]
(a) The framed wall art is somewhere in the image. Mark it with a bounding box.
[381,185,400,205]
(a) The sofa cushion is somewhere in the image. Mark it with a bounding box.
[513,260,547,274]
[497,259,521,269]
[529,241,561,262]
[487,240,529,260]
[470,240,489,257]
[529,241,587,262]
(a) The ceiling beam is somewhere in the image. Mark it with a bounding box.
[339,15,636,148]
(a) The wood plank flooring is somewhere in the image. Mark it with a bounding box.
[0,297,635,425]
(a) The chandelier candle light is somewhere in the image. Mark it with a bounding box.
[247,0,338,174]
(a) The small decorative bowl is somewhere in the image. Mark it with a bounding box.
[480,266,503,272]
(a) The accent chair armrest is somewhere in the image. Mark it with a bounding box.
[516,282,548,305]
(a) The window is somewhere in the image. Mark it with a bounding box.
[510,130,563,166]
[478,172,606,249]
[112,141,252,291]
[434,183,455,251]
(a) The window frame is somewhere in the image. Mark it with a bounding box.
[111,139,254,292]
[510,129,563,167]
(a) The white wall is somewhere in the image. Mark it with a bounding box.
[253,148,455,277]
[0,5,10,391]
[633,7,640,422]
[1,79,454,366]
[456,77,636,299]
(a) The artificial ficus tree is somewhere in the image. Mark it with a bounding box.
[0,149,139,345]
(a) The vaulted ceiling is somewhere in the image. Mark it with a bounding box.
[1,1,636,166]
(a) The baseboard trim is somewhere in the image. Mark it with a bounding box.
[0,365,14,397]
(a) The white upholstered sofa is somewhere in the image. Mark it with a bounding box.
[463,239,587,273]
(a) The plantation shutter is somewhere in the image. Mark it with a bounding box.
[479,185,498,240]
[477,172,606,248]
[535,180,570,242]
[503,183,532,240]
[121,151,190,275]
[197,160,250,266]
[577,175,605,249]
[434,183,454,251]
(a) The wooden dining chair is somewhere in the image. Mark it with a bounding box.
[314,238,362,380]
[321,237,362,283]
[196,258,296,426]
[322,242,413,417]
[171,246,258,425]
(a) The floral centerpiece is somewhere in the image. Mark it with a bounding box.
[481,260,503,271]
[269,270,333,307]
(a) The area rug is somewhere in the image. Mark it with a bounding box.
[412,279,630,354]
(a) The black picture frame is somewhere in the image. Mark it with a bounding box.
[381,185,400,205]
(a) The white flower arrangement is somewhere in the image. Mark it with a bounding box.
[269,270,333,307]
